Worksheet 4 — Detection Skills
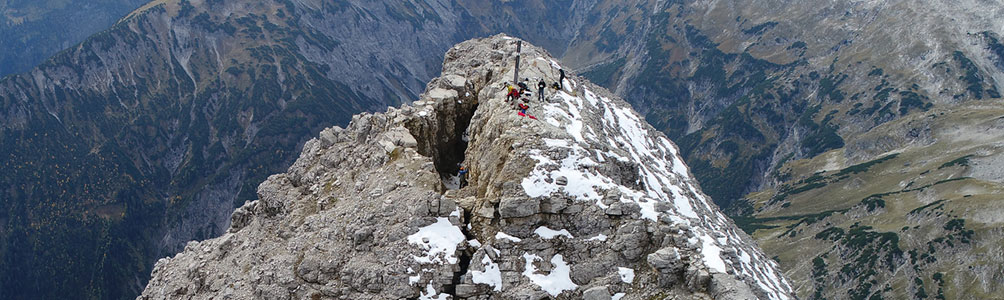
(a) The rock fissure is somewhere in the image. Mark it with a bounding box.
[403,74,480,189]
[446,209,477,297]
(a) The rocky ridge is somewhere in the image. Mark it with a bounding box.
[141,35,794,299]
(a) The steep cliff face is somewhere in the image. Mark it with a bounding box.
[141,36,793,300]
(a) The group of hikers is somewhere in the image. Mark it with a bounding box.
[454,58,570,189]
[504,69,566,120]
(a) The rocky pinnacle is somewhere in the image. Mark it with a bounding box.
[140,35,795,300]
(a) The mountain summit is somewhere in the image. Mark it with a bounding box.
[140,35,793,300]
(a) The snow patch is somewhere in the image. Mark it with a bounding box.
[495,231,522,243]
[543,138,570,148]
[612,293,626,300]
[407,267,420,285]
[617,267,635,283]
[553,92,587,143]
[418,283,449,300]
[700,235,727,273]
[522,253,577,296]
[472,255,503,291]
[534,226,574,239]
[407,218,465,264]
[443,174,461,190]
[586,234,608,241]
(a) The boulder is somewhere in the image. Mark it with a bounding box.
[581,286,611,300]
[499,196,539,218]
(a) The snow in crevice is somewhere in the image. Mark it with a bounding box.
[443,174,461,190]
[418,283,449,300]
[407,267,420,285]
[472,255,502,291]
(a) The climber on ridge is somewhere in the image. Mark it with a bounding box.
[458,165,468,188]
[517,102,537,120]
[559,69,566,89]
[518,102,529,115]
[505,83,520,103]
[537,79,546,102]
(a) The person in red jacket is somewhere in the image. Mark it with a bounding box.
[506,84,521,103]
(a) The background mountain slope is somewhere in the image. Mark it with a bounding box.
[573,0,1003,209]
[560,0,1004,299]
[0,0,149,77]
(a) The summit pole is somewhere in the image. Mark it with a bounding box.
[514,40,522,83]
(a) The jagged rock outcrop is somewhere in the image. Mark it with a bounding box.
[141,35,793,300]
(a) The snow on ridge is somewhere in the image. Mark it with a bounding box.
[699,235,728,273]
[518,79,794,299]
[520,142,640,208]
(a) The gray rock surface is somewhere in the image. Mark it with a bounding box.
[582,286,611,300]
[140,35,794,300]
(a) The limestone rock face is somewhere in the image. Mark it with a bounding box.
[140,35,794,300]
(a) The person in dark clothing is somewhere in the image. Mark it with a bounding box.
[559,69,566,89]
[537,79,546,101]
[517,81,529,94]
